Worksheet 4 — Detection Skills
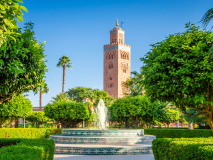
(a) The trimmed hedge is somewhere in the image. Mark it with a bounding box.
[144,129,213,138]
[0,139,55,160]
[0,128,62,139]
[152,138,213,160]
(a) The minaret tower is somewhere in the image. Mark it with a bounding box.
[103,19,131,98]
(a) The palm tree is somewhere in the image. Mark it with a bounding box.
[200,8,213,28]
[57,56,72,93]
[39,83,49,111]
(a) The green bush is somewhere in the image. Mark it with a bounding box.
[0,128,62,139]
[152,138,213,160]
[0,139,54,160]
[144,129,213,138]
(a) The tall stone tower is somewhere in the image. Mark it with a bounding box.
[103,19,131,98]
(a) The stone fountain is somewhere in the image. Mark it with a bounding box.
[50,99,156,155]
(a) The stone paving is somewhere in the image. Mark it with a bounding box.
[54,154,155,160]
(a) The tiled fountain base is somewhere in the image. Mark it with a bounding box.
[50,135,155,145]
[51,129,155,155]
[55,144,153,155]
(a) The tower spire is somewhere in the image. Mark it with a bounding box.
[116,19,119,26]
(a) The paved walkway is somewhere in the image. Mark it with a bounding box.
[54,154,155,160]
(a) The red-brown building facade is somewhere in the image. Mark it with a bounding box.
[103,20,131,98]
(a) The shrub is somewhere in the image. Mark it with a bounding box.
[26,111,52,127]
[45,101,90,128]
[152,138,213,160]
[0,128,61,139]
[0,139,54,160]
[144,129,213,138]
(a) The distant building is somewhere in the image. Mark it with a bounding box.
[33,107,44,112]
[103,19,131,98]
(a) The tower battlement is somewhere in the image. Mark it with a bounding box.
[104,43,130,48]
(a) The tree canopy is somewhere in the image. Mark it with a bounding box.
[0,94,32,127]
[109,95,167,128]
[0,22,47,104]
[67,87,114,107]
[0,0,28,46]
[141,23,213,130]
[44,101,90,128]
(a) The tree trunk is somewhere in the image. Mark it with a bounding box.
[10,119,15,128]
[167,123,170,128]
[0,121,2,128]
[15,118,19,128]
[40,91,42,111]
[62,65,66,93]
[176,120,179,128]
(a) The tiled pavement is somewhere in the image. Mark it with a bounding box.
[54,154,155,160]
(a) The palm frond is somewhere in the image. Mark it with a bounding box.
[200,8,213,28]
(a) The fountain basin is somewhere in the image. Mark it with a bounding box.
[61,129,144,137]
[51,129,156,155]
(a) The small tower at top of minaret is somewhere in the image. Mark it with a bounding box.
[110,19,125,45]
[103,19,131,98]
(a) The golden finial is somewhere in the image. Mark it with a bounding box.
[116,19,119,26]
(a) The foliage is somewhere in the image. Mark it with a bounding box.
[0,22,47,104]
[0,0,28,46]
[0,139,54,160]
[67,87,114,107]
[109,95,167,128]
[44,101,90,128]
[141,23,213,131]
[200,8,213,28]
[183,108,208,125]
[67,87,93,102]
[57,55,72,68]
[51,93,74,102]
[0,128,61,139]
[144,129,213,138]
[152,138,213,160]
[0,94,32,127]
[125,70,144,96]
[26,111,52,127]
[158,110,179,127]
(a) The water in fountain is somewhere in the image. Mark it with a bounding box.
[95,99,108,130]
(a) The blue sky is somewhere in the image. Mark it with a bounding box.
[18,0,213,107]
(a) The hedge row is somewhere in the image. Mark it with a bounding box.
[0,139,55,160]
[144,129,213,138]
[0,128,62,139]
[152,138,213,160]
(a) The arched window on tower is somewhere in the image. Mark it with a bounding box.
[109,64,113,69]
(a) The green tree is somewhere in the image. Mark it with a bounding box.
[109,95,166,128]
[57,56,72,93]
[67,87,93,102]
[0,22,47,104]
[183,108,208,128]
[141,23,213,131]
[44,101,90,128]
[52,93,74,102]
[67,87,114,107]
[0,0,28,46]
[26,111,51,128]
[125,70,144,96]
[158,110,179,128]
[0,94,32,128]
